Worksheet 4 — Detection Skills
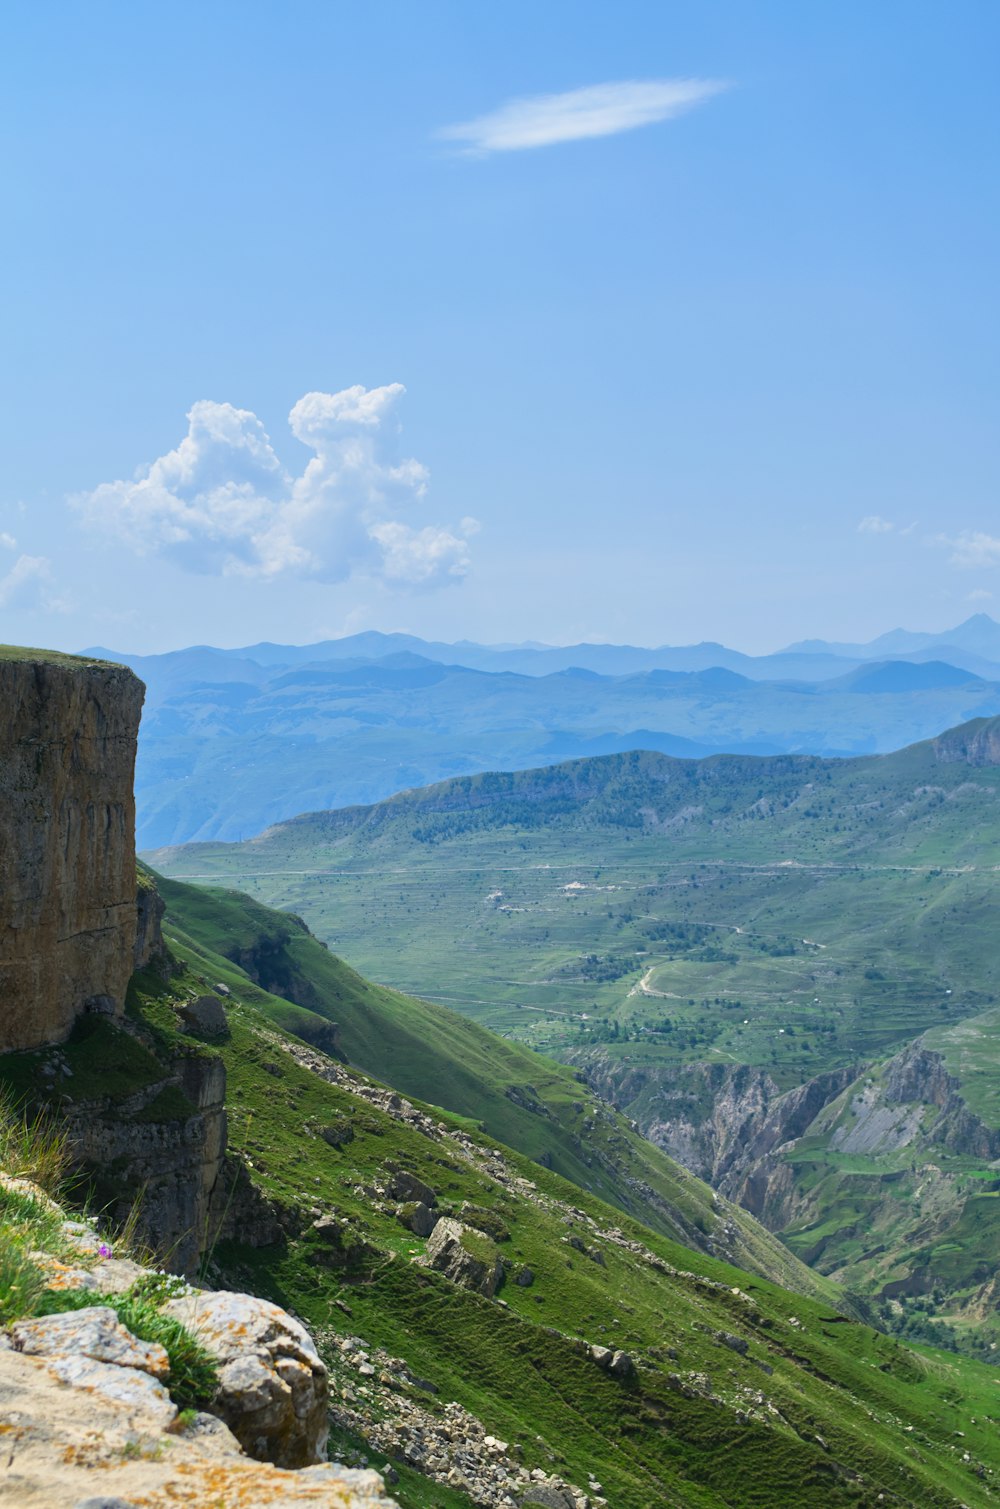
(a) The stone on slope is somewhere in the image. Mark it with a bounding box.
[418,1217,504,1298]
[387,1169,437,1207]
[163,1290,328,1468]
[179,993,228,1037]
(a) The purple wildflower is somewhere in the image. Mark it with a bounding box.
[98,1242,112,1258]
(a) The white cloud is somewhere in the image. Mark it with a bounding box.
[967,588,993,602]
[438,78,727,154]
[73,386,475,590]
[0,532,16,550]
[0,553,63,611]
[858,515,894,534]
[939,530,1000,569]
[370,520,475,586]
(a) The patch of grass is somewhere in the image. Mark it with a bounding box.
[39,1285,219,1410]
[0,1091,70,1192]
[0,1230,46,1325]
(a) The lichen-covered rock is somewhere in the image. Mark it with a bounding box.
[46,1350,178,1428]
[419,1218,503,1298]
[0,653,144,1052]
[163,1290,329,1468]
[11,1306,169,1378]
[0,1348,398,1507]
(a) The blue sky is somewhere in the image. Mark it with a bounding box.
[1,1,997,654]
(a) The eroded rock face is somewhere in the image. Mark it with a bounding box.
[419,1217,503,1298]
[163,1291,330,1469]
[0,654,145,1052]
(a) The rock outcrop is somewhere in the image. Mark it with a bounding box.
[419,1217,504,1298]
[163,1291,330,1469]
[64,1049,228,1276]
[0,1347,397,1508]
[0,1182,398,1505]
[933,714,1000,766]
[0,652,145,1052]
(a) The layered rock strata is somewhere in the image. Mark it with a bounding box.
[0,652,145,1051]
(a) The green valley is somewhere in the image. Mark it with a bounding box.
[148,720,1000,1352]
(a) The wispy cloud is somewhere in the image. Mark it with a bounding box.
[858,515,894,534]
[938,530,1000,569]
[0,553,66,611]
[438,78,727,155]
[72,385,476,590]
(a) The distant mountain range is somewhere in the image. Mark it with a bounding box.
[87,611,1000,685]
[85,614,1000,846]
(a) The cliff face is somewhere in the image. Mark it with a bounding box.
[932,715,1000,766]
[0,653,145,1052]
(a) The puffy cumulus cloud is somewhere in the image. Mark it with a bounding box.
[73,386,475,590]
[370,520,476,586]
[0,553,63,611]
[858,515,894,534]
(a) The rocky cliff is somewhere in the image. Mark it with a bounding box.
[932,713,1000,765]
[0,650,145,1052]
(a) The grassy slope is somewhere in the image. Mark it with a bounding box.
[147,727,1000,1086]
[154,874,833,1303]
[9,926,1000,1506]
[146,725,1000,1357]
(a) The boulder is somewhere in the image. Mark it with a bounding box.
[608,1349,636,1380]
[163,1291,328,1468]
[387,1169,437,1207]
[310,1215,376,1271]
[420,1218,503,1298]
[520,1487,577,1508]
[398,1200,438,1237]
[179,994,228,1037]
[514,1266,535,1287]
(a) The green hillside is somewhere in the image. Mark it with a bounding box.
[148,723,1000,1081]
[155,873,833,1300]
[148,722,1000,1355]
[6,880,1000,1506]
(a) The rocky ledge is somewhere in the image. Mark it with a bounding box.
[0,1180,398,1508]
